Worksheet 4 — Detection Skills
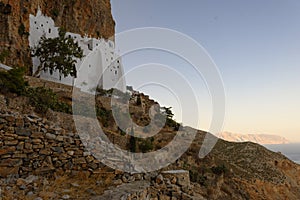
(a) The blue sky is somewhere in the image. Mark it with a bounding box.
[111,0,300,142]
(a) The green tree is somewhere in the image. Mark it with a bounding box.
[162,106,174,119]
[31,28,83,78]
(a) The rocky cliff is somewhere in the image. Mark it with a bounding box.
[0,0,115,72]
[219,131,290,144]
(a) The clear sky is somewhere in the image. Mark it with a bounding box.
[111,0,300,142]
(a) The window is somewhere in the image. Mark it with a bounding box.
[88,44,92,50]
[34,21,37,24]
[115,70,117,75]
[41,24,43,27]
[49,28,51,33]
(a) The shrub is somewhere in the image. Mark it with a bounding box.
[138,137,154,153]
[26,87,71,114]
[211,164,228,175]
[190,171,207,186]
[128,127,136,152]
[0,50,9,62]
[96,107,113,127]
[18,24,29,36]
[0,67,27,95]
[136,95,141,105]
[51,8,59,18]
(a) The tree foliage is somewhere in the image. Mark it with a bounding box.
[31,28,83,78]
[26,87,71,114]
[0,67,27,95]
[162,106,174,119]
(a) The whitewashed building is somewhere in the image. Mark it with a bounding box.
[29,9,125,92]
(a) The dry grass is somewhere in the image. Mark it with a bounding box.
[1,170,115,200]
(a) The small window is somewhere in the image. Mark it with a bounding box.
[34,21,37,24]
[49,28,51,33]
[68,35,71,38]
[117,60,120,63]
[88,44,93,50]
[41,24,43,27]
[36,27,39,30]
[89,65,91,68]
[46,21,48,23]
[115,71,117,75]
[117,66,119,68]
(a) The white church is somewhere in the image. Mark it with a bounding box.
[28,9,125,92]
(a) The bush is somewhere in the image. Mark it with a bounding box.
[211,164,228,175]
[18,24,29,36]
[136,95,141,105]
[138,137,154,153]
[26,87,71,114]
[189,169,207,186]
[51,8,59,18]
[128,127,136,152]
[96,107,113,127]
[0,50,9,62]
[0,67,27,95]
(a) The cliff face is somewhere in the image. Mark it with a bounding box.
[0,0,115,73]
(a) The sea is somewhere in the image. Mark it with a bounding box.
[264,143,300,164]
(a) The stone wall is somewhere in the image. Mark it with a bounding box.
[0,111,104,178]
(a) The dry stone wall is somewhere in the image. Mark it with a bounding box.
[0,111,105,178]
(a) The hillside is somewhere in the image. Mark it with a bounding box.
[219,132,290,145]
[0,75,299,199]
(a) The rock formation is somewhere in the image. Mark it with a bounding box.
[0,0,115,71]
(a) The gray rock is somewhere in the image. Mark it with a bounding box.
[15,128,31,136]
[46,133,56,140]
[62,194,70,199]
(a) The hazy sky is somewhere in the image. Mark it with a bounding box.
[111,0,300,142]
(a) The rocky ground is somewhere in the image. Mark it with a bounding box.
[0,76,300,199]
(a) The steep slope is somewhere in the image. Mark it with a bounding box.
[166,131,300,199]
[0,76,300,199]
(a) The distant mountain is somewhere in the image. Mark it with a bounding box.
[219,132,290,144]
